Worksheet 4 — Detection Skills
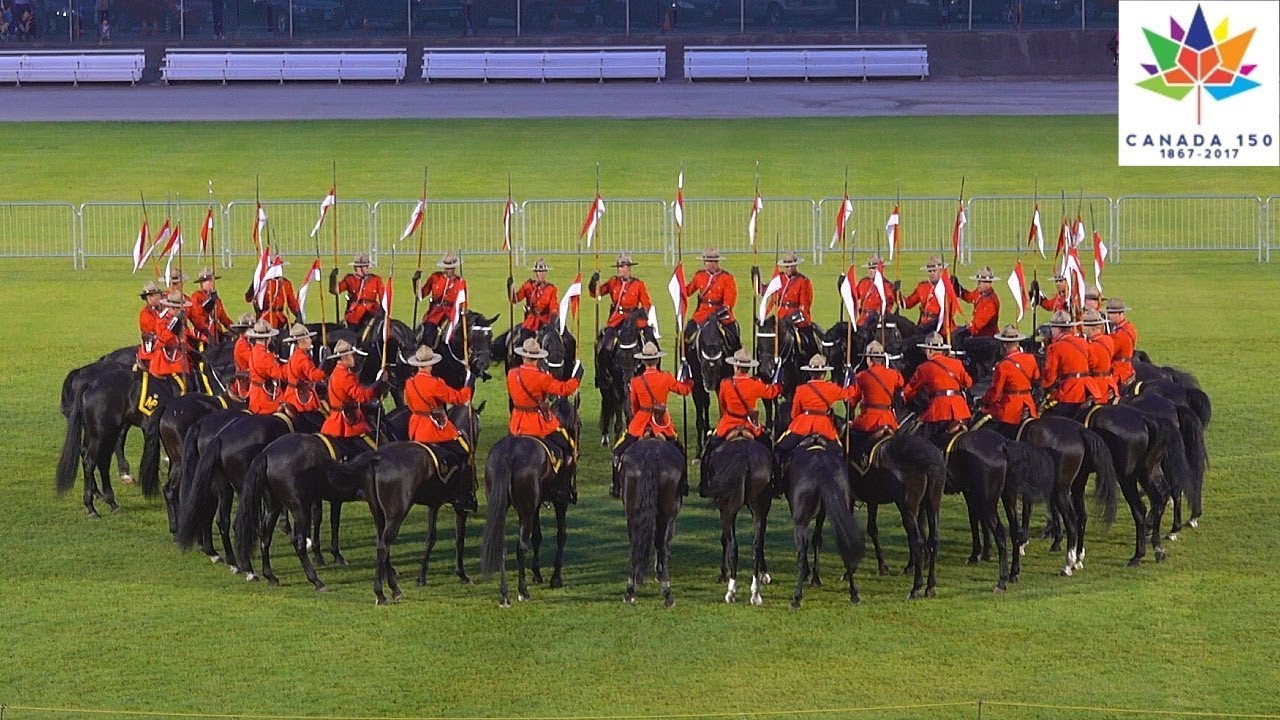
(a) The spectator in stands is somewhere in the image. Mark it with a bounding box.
[16,6,33,39]
[0,3,11,40]
[97,0,111,42]
[1108,33,1118,68]
[1012,0,1023,31]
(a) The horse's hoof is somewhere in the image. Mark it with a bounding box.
[925,587,937,598]
[600,436,609,448]
[908,590,921,600]
[267,577,280,587]
[966,556,979,566]
[315,584,328,593]
[623,595,636,605]
[499,599,511,609]
[1010,574,1020,584]
[750,594,763,606]
[210,555,222,564]
[245,572,258,582]
[1049,541,1062,552]
[850,596,861,606]
[1188,518,1199,529]
[518,592,530,602]
[724,591,736,604]
[664,596,676,609]
[790,599,801,610]
[305,537,315,551]
[332,554,349,567]
[109,504,123,514]
[375,596,388,606]
[1018,544,1027,557]
[1155,548,1167,563]
[531,573,544,585]
[1061,566,1074,577]
[761,573,772,585]
[86,509,100,519]
[416,578,427,587]
[550,576,563,589]
[877,565,890,576]
[459,574,473,586]
[393,590,404,602]
[229,566,239,575]
[691,458,701,466]
[809,578,822,588]
[993,585,1006,594]
[1166,532,1179,542]
[1127,558,1142,568]
[119,474,135,485]
[980,553,993,562]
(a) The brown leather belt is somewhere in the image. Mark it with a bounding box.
[1062,372,1089,379]
[1005,390,1032,395]
[932,389,963,397]
[862,403,892,410]
[800,409,830,416]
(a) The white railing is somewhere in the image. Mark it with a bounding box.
[423,47,666,83]
[684,45,928,81]
[162,48,406,84]
[0,49,145,85]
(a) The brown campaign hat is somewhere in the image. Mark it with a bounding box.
[282,323,317,343]
[351,252,372,267]
[1048,310,1079,328]
[615,253,639,268]
[802,354,833,372]
[972,266,996,282]
[863,340,888,358]
[532,258,551,272]
[633,341,666,361]
[778,251,803,267]
[195,267,221,283]
[921,254,946,271]
[245,319,280,339]
[406,345,443,367]
[161,290,191,309]
[727,349,759,368]
[515,338,549,359]
[437,252,460,269]
[139,281,164,299]
[917,331,950,351]
[995,324,1028,342]
[698,248,724,262]
[1081,309,1107,326]
[332,339,368,357]
[1105,298,1131,313]
[231,312,256,329]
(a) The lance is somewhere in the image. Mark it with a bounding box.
[375,238,397,447]
[253,175,263,255]
[505,171,515,353]
[893,180,902,287]
[412,165,429,328]
[953,176,966,272]
[1030,176,1040,332]
[676,161,687,457]
[592,162,601,348]
[206,179,215,269]
[310,196,330,350]
[750,161,761,359]
[837,166,849,326]
[331,161,341,328]
[458,249,478,483]
[937,190,951,348]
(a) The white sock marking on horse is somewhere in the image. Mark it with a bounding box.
[762,572,772,585]
[1019,542,1027,557]
[1189,518,1199,529]
[245,572,257,581]
[305,537,314,551]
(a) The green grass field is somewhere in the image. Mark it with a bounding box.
[2,118,1278,720]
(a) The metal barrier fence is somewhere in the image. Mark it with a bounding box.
[0,203,78,265]
[4,195,1277,268]
[1114,195,1266,262]
[520,199,668,265]
[679,198,815,264]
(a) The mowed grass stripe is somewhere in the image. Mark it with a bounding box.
[0,118,1277,719]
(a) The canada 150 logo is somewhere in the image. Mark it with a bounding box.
[1119,1,1279,167]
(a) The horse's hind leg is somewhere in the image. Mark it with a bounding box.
[291,505,327,591]
[516,514,532,602]
[381,512,406,602]
[81,437,102,517]
[721,508,738,603]
[902,505,925,599]
[96,436,121,512]
[418,505,440,586]
[1002,494,1022,583]
[453,509,471,584]
[810,508,824,587]
[1119,473,1148,567]
[791,522,809,610]
[867,503,890,576]
[329,500,348,566]
[530,508,544,585]
[310,500,326,567]
[550,502,568,589]
[924,502,940,598]
[660,513,676,609]
[1055,489,1079,576]
[115,429,134,484]
[259,505,283,586]
[750,501,770,605]
[986,512,1010,593]
[963,492,981,564]
[216,491,238,572]
[1168,487,1184,539]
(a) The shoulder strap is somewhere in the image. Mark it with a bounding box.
[1003,355,1035,384]
[638,372,662,408]
[863,367,896,399]
[727,378,752,411]
[802,382,834,410]
[927,356,964,386]
[513,367,538,403]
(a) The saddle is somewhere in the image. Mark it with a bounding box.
[847,431,893,476]
[724,426,756,442]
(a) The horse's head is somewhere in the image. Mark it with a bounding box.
[692,317,727,392]
[447,402,483,446]
[537,324,576,380]
[466,311,497,381]
[552,396,581,445]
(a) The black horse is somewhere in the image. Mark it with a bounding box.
[232,429,378,590]
[176,410,322,570]
[323,404,483,604]
[1126,378,1210,535]
[844,432,946,599]
[685,315,732,458]
[784,440,865,608]
[698,436,774,605]
[596,316,645,447]
[1120,391,1206,541]
[412,312,499,391]
[57,363,168,516]
[61,357,136,487]
[480,397,582,607]
[619,439,685,607]
[147,393,243,534]
[1005,416,1119,577]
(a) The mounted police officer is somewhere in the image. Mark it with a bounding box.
[683,247,740,353]
[610,342,692,499]
[405,345,477,512]
[508,258,559,347]
[416,251,467,348]
[507,338,583,505]
[978,325,1041,436]
[331,252,385,338]
[904,331,973,446]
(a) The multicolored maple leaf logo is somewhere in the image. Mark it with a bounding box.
[1138,4,1261,125]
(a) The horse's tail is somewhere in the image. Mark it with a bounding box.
[700,443,750,509]
[1079,427,1118,526]
[176,434,221,550]
[56,385,86,495]
[138,407,164,499]
[627,454,661,587]
[1186,387,1212,428]
[180,420,204,508]
[327,452,380,497]
[819,470,865,574]
[60,366,83,418]
[1154,413,1194,499]
[1004,440,1056,504]
[233,449,269,571]
[1175,404,1207,512]
[479,444,512,577]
